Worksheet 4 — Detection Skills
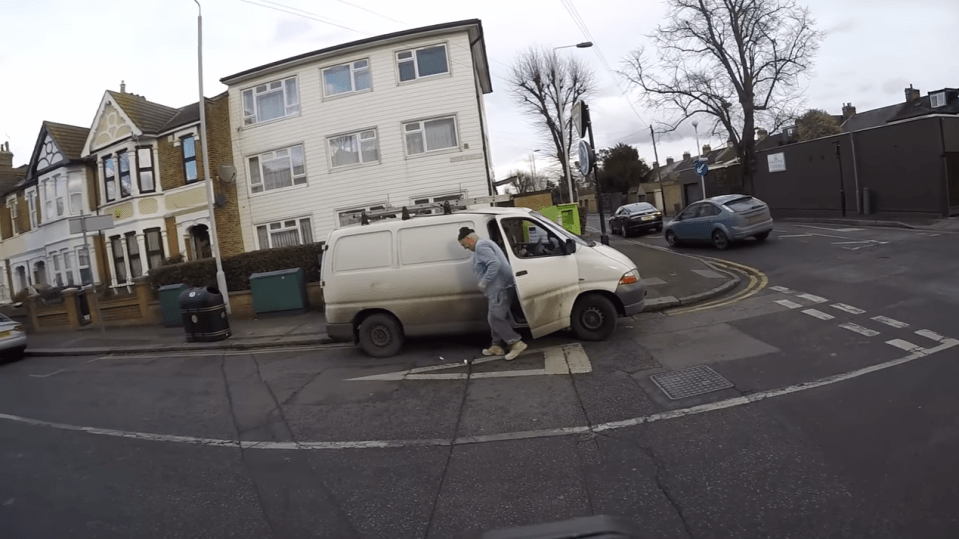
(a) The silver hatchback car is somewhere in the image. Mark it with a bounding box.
[664,195,773,250]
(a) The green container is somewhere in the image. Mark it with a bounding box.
[539,203,582,235]
[249,267,308,315]
[158,283,188,327]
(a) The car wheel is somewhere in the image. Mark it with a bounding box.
[358,313,404,358]
[665,230,680,247]
[570,294,617,341]
[756,231,770,241]
[622,227,631,238]
[712,229,730,250]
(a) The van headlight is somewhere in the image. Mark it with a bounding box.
[619,270,640,285]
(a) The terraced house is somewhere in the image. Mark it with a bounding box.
[219,19,494,250]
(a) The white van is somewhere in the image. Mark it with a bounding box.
[320,207,646,357]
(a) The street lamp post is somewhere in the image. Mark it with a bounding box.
[692,120,705,200]
[552,42,592,205]
[193,0,231,314]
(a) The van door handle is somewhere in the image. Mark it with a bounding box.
[516,270,528,276]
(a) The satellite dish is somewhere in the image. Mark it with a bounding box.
[217,163,237,183]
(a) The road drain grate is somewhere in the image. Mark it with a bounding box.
[633,311,666,321]
[650,365,733,400]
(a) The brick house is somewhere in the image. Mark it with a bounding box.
[219,19,494,251]
[79,85,242,290]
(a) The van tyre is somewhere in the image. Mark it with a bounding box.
[756,231,770,241]
[358,313,404,358]
[571,294,617,341]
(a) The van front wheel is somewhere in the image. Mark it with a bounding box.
[358,313,404,358]
[570,294,617,341]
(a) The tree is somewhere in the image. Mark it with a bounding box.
[509,47,598,203]
[795,108,841,141]
[505,170,554,194]
[620,0,822,194]
[597,143,652,194]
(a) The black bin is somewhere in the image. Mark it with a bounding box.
[179,286,231,342]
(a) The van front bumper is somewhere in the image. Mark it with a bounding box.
[616,281,647,317]
[327,322,355,343]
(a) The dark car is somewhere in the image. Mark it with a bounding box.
[608,202,663,237]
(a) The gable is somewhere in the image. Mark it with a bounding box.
[36,134,64,170]
[91,102,135,151]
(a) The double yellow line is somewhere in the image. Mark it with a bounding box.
[666,257,769,315]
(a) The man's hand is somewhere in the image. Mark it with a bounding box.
[478,280,488,291]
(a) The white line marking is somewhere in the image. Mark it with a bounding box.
[872,316,908,329]
[802,309,835,321]
[776,299,803,309]
[565,345,592,374]
[832,241,873,245]
[28,369,65,378]
[778,234,814,238]
[643,277,667,286]
[3,338,958,450]
[770,286,792,293]
[796,293,827,304]
[405,373,467,380]
[831,303,866,314]
[834,228,866,232]
[839,323,880,337]
[886,339,925,353]
[916,329,947,343]
[544,348,569,375]
[471,369,546,379]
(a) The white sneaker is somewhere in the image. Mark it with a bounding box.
[482,345,505,356]
[505,341,527,360]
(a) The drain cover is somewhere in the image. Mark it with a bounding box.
[633,311,665,321]
[650,365,733,400]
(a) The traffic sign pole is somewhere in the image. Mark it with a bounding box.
[695,160,709,200]
[580,102,610,246]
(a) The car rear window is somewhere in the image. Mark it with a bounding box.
[725,197,763,212]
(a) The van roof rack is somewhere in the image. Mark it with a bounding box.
[359,194,512,225]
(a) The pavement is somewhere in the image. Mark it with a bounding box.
[23,229,738,357]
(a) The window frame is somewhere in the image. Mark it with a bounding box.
[52,252,63,287]
[247,144,308,194]
[136,145,156,193]
[7,197,18,235]
[402,115,459,156]
[62,249,75,287]
[181,135,198,184]
[395,43,450,83]
[125,231,143,279]
[144,228,165,270]
[327,129,380,169]
[117,150,132,198]
[409,192,465,215]
[931,92,946,108]
[241,76,300,126]
[67,175,83,216]
[322,58,372,98]
[26,188,38,228]
[103,156,116,203]
[110,235,127,284]
[336,202,388,227]
[78,247,93,287]
[255,217,314,250]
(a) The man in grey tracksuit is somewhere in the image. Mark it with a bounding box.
[458,227,528,360]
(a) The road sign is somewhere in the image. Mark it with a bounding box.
[571,100,588,139]
[68,214,114,234]
[577,140,594,176]
[694,160,709,177]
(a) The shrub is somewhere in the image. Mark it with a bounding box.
[148,243,325,292]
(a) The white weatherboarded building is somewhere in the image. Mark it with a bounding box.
[220,19,495,250]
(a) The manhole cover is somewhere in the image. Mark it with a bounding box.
[633,311,665,321]
[650,365,733,400]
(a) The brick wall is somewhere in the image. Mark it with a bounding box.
[206,94,244,257]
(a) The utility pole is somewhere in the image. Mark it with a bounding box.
[650,125,666,216]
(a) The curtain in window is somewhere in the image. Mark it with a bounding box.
[425,118,456,150]
[299,219,313,244]
[270,229,299,248]
[145,230,164,269]
[263,157,292,190]
[68,177,83,215]
[330,135,360,167]
[406,130,424,155]
[257,91,285,121]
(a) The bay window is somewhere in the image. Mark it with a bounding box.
[137,146,155,192]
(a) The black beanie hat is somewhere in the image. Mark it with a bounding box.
[457,227,475,241]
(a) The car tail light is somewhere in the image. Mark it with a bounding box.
[619,270,639,285]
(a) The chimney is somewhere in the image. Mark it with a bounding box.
[652,161,659,169]
[0,141,12,169]
[682,151,691,161]
[702,144,712,154]
[666,157,674,165]
[842,102,856,120]
[120,80,126,93]
[756,129,768,141]
[905,84,920,102]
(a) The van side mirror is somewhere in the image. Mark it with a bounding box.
[565,238,575,255]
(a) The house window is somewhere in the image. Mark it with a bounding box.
[323,59,371,96]
[242,76,299,125]
[63,250,75,286]
[55,176,66,216]
[145,228,164,270]
[248,145,306,193]
[111,236,127,283]
[68,176,83,215]
[43,177,56,219]
[255,217,313,249]
[329,130,379,168]
[396,44,448,82]
[411,192,465,215]
[8,198,18,235]
[931,92,946,108]
[27,190,37,228]
[404,117,458,155]
[52,253,63,287]
[137,147,155,192]
[126,232,142,279]
[337,203,386,227]
[78,247,92,286]
[118,151,132,197]
[104,157,116,202]
[182,136,198,183]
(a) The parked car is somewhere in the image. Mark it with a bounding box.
[0,313,27,360]
[608,202,663,237]
[664,195,773,250]
[321,207,647,357]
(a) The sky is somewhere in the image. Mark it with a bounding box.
[2,0,958,185]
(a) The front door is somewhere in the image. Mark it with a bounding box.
[496,215,579,338]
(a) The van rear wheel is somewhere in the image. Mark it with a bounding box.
[358,313,404,358]
[570,294,617,341]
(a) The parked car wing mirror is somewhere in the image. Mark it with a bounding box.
[565,238,575,255]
